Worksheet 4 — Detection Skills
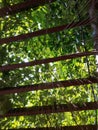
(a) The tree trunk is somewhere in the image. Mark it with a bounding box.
[89,0,98,74]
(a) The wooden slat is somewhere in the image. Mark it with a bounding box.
[0,51,97,71]
[0,18,93,44]
[0,77,97,95]
[0,102,98,118]
[9,125,98,130]
[95,1,98,9]
[0,0,56,17]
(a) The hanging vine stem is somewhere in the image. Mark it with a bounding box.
[42,1,57,127]
[48,69,80,126]
[74,0,98,126]
[46,1,81,126]
[80,19,98,128]
[46,0,97,126]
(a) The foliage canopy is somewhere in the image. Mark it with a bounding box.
[0,0,98,129]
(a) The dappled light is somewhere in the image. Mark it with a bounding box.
[0,0,98,129]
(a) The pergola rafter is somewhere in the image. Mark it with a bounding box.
[0,101,98,118]
[0,0,56,17]
[9,125,98,130]
[0,18,94,44]
[0,77,97,95]
[0,51,97,71]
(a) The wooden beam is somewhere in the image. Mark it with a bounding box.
[0,18,93,44]
[0,0,56,17]
[0,51,97,71]
[0,102,98,118]
[9,125,98,130]
[0,77,97,95]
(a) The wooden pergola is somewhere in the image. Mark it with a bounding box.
[0,0,98,129]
